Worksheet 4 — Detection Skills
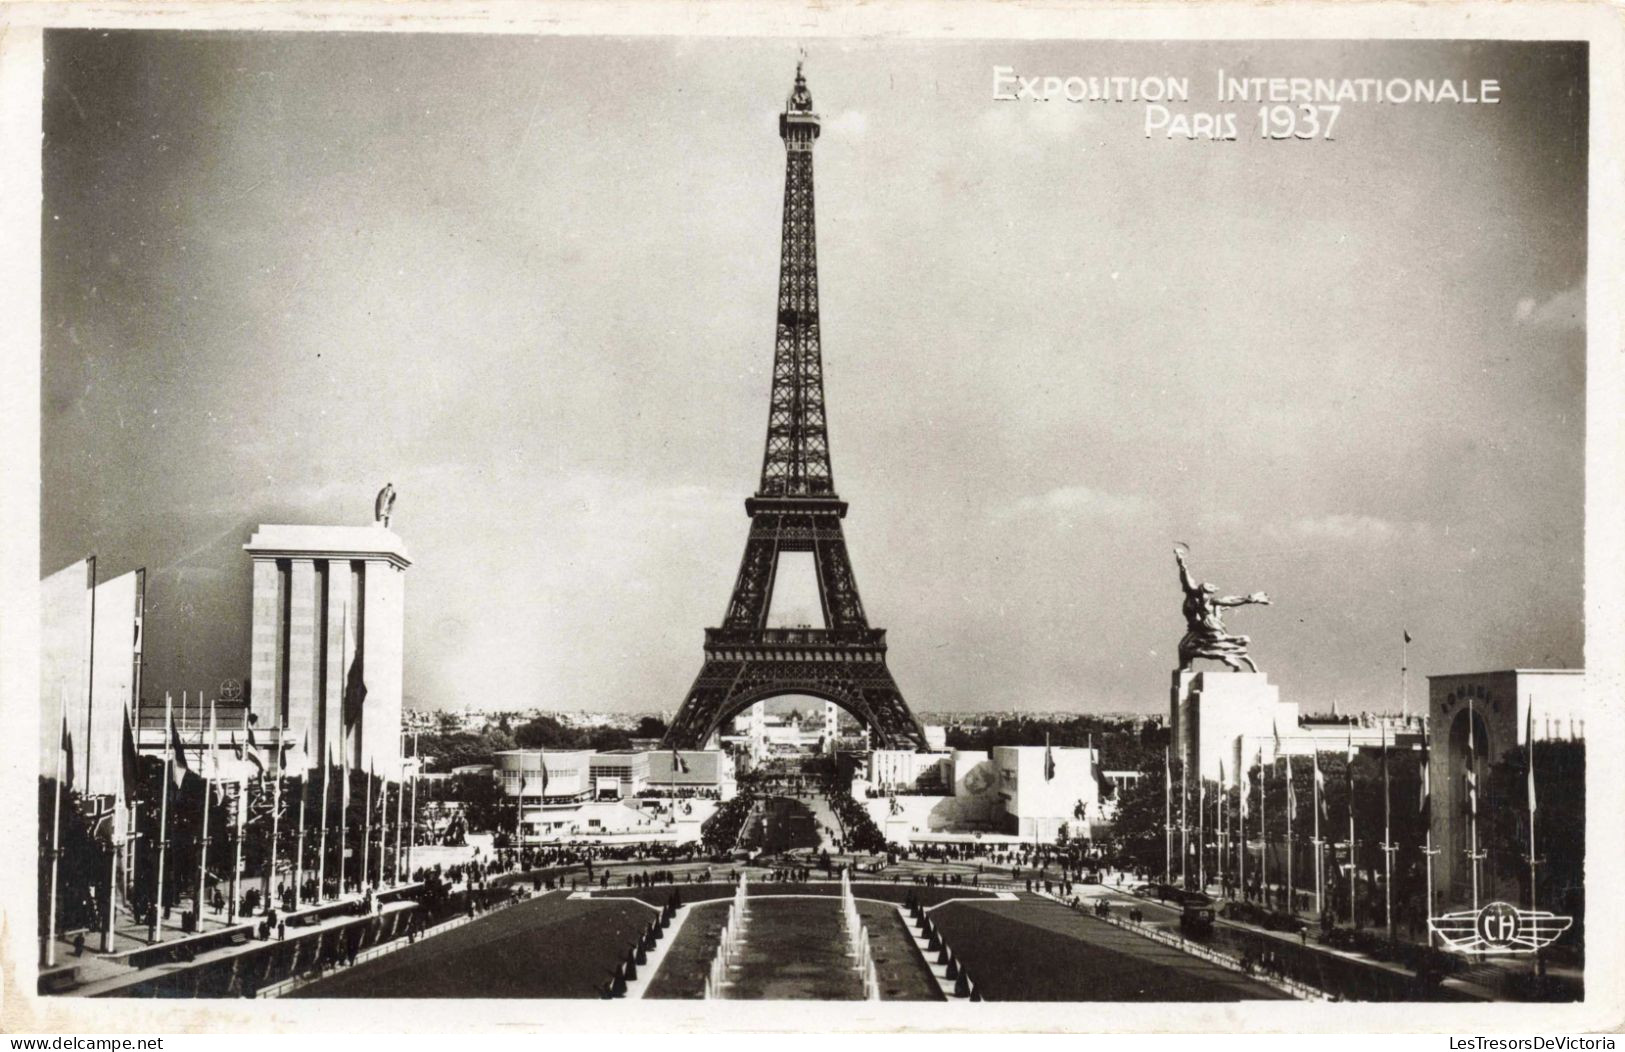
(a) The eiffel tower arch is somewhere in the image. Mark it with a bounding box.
[663,66,926,752]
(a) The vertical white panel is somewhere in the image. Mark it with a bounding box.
[39,558,93,790]
[88,570,139,797]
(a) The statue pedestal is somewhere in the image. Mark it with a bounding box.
[1170,671,1298,782]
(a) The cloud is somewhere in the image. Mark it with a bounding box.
[1269,514,1405,543]
[823,110,868,137]
[1514,283,1584,330]
[997,484,1152,523]
[1196,510,1244,531]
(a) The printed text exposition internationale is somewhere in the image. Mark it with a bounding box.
[992,68,1503,105]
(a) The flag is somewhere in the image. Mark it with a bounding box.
[170,717,191,789]
[287,727,311,775]
[1315,753,1328,824]
[342,601,367,728]
[1044,734,1055,782]
[231,730,264,779]
[672,747,690,775]
[122,709,141,798]
[1466,700,1478,817]
[85,795,117,844]
[540,756,550,794]
[1240,760,1251,819]
[61,717,75,790]
[1403,629,1413,645]
[246,723,265,776]
[1526,705,1537,815]
[1419,751,1431,820]
[1287,760,1298,813]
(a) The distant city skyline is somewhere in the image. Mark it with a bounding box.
[43,34,1586,717]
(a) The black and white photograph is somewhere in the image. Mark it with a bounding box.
[2,0,1622,1035]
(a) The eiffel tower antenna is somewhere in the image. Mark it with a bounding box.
[663,65,925,752]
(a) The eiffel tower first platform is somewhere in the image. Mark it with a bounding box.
[662,66,927,752]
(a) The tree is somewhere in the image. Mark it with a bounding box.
[1108,749,1171,875]
[513,716,578,750]
[417,727,515,772]
[1488,739,1584,943]
[446,772,505,832]
[635,716,668,739]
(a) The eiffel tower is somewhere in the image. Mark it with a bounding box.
[662,65,926,752]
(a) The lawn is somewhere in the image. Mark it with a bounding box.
[291,891,654,998]
[926,896,1291,1002]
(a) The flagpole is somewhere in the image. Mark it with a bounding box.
[1313,749,1323,916]
[1162,745,1171,886]
[294,733,308,909]
[407,731,419,881]
[381,766,393,885]
[339,598,352,899]
[361,762,373,891]
[317,744,331,903]
[119,705,138,946]
[104,772,119,952]
[44,692,67,968]
[1347,736,1357,929]
[1401,633,1409,719]
[1178,748,1188,890]
[1528,702,1538,914]
[1422,746,1436,947]
[267,712,283,911]
[196,699,216,930]
[152,693,172,943]
[1382,725,1395,944]
[229,771,245,923]
[1217,761,1227,897]
[1259,748,1268,908]
[393,738,406,885]
[1285,753,1294,918]
[1468,697,1481,913]
[1527,699,1541,979]
[1237,745,1247,900]
[1197,777,1206,891]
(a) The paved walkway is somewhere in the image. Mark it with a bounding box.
[1091,879,1580,1001]
[42,885,421,995]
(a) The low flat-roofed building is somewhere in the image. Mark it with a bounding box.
[993,744,1102,842]
[647,749,736,799]
[867,749,951,792]
[493,749,591,803]
[588,750,650,799]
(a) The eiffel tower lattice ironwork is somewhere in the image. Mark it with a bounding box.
[663,66,926,752]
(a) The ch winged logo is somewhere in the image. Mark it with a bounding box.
[1428,901,1572,956]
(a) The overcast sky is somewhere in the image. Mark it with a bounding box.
[42,32,1586,716]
